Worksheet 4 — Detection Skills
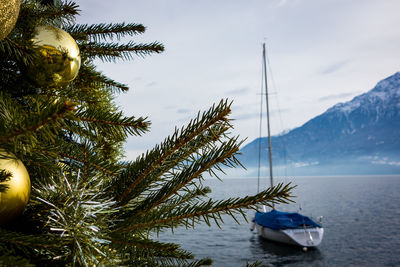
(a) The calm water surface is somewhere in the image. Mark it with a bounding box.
[157,176,400,266]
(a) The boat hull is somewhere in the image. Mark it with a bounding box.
[255,223,324,247]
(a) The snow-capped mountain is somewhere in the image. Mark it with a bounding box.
[239,72,400,175]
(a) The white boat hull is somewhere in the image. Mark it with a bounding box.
[254,223,324,247]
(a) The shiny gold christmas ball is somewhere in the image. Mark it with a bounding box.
[0,0,20,40]
[29,25,81,87]
[0,151,31,226]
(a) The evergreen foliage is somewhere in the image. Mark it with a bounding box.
[0,1,293,266]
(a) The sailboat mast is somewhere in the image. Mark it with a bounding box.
[263,43,274,188]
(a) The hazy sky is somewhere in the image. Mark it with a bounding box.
[76,0,400,160]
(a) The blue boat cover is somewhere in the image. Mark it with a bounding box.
[255,209,322,230]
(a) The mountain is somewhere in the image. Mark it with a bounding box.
[238,72,400,175]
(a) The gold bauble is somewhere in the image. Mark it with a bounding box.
[0,0,20,40]
[29,25,81,87]
[0,150,31,226]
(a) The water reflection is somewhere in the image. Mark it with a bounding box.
[248,235,324,266]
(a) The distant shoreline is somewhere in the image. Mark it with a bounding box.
[205,174,400,180]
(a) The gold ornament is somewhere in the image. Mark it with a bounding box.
[29,25,81,87]
[0,150,31,226]
[0,0,20,40]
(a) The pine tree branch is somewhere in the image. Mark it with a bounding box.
[76,64,129,92]
[115,183,293,233]
[18,0,79,25]
[0,254,34,267]
[109,234,197,266]
[0,101,76,144]
[121,185,212,226]
[44,135,123,177]
[111,237,180,252]
[41,0,80,20]
[118,246,196,267]
[75,110,150,137]
[58,152,119,177]
[0,229,67,249]
[185,258,213,267]
[133,137,241,215]
[0,38,36,65]
[80,41,164,62]
[163,186,212,211]
[69,22,146,42]
[117,100,232,203]
[114,123,229,205]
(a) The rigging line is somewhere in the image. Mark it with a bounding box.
[265,49,289,178]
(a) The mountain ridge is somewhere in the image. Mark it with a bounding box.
[238,72,400,175]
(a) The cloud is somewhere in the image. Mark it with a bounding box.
[370,157,400,166]
[177,108,191,114]
[318,92,359,102]
[320,60,349,75]
[294,161,319,168]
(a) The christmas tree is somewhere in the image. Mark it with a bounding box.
[0,1,293,266]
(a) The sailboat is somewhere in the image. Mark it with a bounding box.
[250,43,324,248]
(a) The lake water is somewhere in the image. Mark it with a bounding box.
[157,175,400,266]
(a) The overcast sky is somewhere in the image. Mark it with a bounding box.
[76,0,400,160]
